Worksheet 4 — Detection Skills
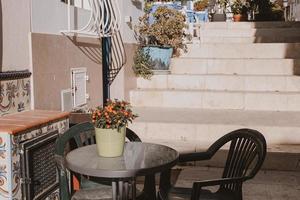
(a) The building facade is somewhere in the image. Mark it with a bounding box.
[0,0,141,114]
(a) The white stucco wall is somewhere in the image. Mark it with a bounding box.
[31,0,90,34]
[31,0,142,43]
[119,0,144,43]
[0,0,94,70]
[1,0,31,71]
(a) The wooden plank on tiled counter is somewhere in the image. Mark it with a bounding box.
[0,110,69,134]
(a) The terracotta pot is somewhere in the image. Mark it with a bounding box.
[233,14,247,22]
[95,127,126,157]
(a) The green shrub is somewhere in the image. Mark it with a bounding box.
[136,6,187,56]
[132,48,153,79]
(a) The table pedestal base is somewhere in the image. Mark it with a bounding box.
[112,178,136,200]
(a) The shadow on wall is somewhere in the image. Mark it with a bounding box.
[65,30,126,84]
[0,0,2,71]
[109,31,127,85]
[66,35,102,64]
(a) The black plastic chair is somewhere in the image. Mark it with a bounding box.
[158,128,267,200]
[55,122,145,200]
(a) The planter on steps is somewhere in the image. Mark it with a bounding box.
[233,14,247,22]
[143,46,173,71]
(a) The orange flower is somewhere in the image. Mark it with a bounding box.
[91,99,137,129]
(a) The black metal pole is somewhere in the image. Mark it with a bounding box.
[102,1,112,106]
[102,36,111,105]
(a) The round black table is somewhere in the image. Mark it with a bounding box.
[66,142,179,200]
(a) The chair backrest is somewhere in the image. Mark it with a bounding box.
[208,129,266,192]
[126,127,142,142]
[54,122,141,200]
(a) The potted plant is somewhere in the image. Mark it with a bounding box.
[231,0,249,21]
[193,0,209,22]
[91,99,137,157]
[134,6,187,77]
[194,0,209,11]
[212,0,228,21]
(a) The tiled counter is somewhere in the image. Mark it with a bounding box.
[0,70,31,116]
[0,110,69,200]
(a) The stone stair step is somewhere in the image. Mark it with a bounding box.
[200,28,300,38]
[200,36,300,43]
[199,21,300,30]
[183,43,300,59]
[137,74,300,92]
[170,58,300,75]
[130,89,300,111]
[129,107,300,146]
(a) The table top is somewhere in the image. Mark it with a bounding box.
[66,142,179,178]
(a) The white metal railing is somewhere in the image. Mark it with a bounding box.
[61,0,121,37]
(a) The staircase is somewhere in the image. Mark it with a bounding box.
[129,22,300,157]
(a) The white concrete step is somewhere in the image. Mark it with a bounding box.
[200,28,300,38]
[129,107,300,150]
[170,58,300,75]
[200,22,300,30]
[183,43,300,59]
[130,89,300,111]
[136,74,300,92]
[200,36,300,44]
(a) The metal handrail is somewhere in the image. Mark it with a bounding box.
[61,0,120,37]
[61,0,125,104]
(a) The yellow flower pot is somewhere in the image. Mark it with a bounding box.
[95,127,126,157]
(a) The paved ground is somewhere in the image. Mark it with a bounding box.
[171,166,300,200]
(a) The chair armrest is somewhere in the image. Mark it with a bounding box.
[192,177,245,188]
[190,177,246,200]
[179,151,210,162]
